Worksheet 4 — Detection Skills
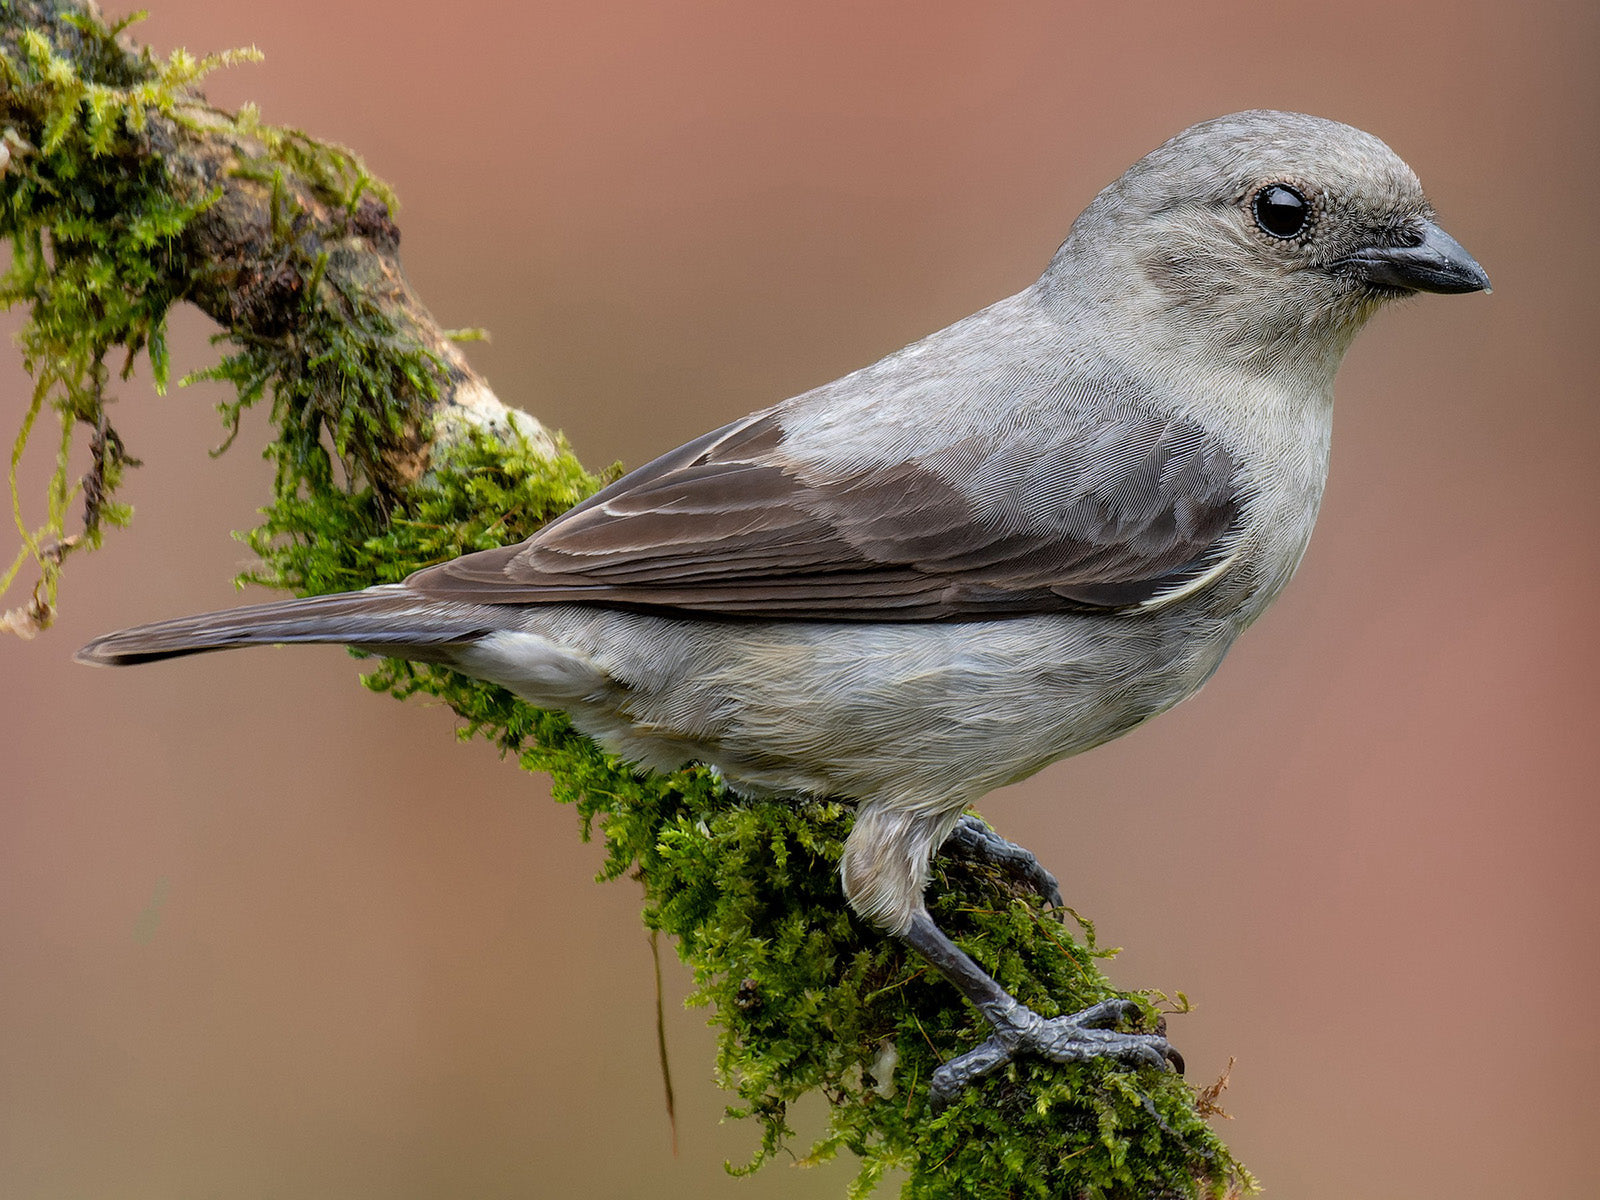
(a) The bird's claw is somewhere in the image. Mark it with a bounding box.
[930,997,1181,1107]
[942,814,1065,910]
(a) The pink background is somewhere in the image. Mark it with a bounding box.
[4,2,1596,1197]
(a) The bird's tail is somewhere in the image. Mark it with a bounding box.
[75,585,502,667]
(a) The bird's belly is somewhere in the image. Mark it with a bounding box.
[466,606,1239,812]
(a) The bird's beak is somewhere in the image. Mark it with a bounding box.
[1334,219,1492,295]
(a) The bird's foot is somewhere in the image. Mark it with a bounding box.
[930,997,1182,1107]
[901,873,1177,1107]
[942,813,1064,909]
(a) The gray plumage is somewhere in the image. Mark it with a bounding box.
[79,110,1489,1098]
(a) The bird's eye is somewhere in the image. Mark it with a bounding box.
[1252,184,1309,239]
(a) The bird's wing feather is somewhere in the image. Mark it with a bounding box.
[407,391,1245,621]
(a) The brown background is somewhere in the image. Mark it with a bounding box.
[4,2,1597,1197]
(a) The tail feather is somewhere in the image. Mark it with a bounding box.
[76,585,501,666]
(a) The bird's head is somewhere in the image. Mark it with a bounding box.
[1049,110,1490,376]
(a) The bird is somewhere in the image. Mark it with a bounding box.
[78,110,1490,1103]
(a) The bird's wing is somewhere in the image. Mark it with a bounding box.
[406,394,1246,621]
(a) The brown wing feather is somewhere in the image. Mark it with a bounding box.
[407,406,1243,620]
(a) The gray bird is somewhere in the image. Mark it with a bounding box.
[78,110,1490,1103]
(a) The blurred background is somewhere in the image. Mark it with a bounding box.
[3,2,1597,1197]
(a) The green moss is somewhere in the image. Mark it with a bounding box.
[1,2,400,628]
[0,7,259,622]
[1,3,1251,1194]
[187,278,449,549]
[182,120,424,525]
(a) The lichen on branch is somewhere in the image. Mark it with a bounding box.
[0,2,1250,1195]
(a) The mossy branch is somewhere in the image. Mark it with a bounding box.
[0,3,1251,1195]
[0,0,550,632]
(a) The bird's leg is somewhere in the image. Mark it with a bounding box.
[941,813,1064,909]
[902,909,1182,1106]
[841,801,1180,1104]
